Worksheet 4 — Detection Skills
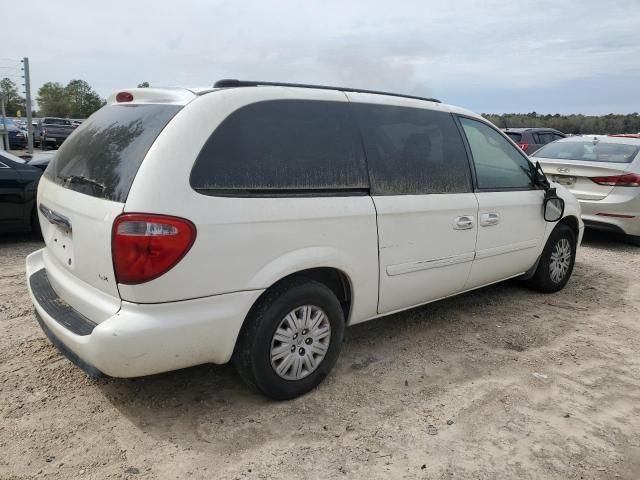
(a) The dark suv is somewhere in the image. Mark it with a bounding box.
[502,128,566,155]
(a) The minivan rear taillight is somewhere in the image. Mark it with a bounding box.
[112,214,196,284]
[590,173,640,187]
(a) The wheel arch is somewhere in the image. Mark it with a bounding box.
[232,266,354,363]
[249,266,353,324]
[558,215,579,239]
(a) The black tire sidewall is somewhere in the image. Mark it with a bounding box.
[238,279,345,400]
[533,224,577,292]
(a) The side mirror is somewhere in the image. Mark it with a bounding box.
[544,196,565,222]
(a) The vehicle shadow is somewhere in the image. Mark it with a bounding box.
[96,252,631,454]
[580,229,639,252]
[0,231,42,246]
[0,232,43,261]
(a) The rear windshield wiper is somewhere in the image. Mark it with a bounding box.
[58,175,107,193]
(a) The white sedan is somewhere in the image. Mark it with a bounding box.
[533,135,640,245]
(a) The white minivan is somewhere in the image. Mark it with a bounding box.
[26,80,583,399]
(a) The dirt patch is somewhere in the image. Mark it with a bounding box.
[1,230,639,479]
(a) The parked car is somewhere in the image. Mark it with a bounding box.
[0,117,28,149]
[503,128,566,154]
[26,81,583,399]
[533,135,640,245]
[36,117,76,149]
[0,150,43,234]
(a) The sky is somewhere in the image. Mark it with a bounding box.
[3,0,640,115]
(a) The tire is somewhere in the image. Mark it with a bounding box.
[525,224,576,293]
[234,278,345,400]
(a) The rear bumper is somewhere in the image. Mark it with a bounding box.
[26,249,263,377]
[579,190,640,236]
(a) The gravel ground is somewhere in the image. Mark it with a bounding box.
[1,230,639,479]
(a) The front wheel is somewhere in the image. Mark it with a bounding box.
[234,278,345,400]
[525,224,576,293]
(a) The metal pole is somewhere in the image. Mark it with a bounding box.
[23,57,34,154]
[0,95,8,151]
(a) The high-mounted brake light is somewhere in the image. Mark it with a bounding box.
[112,214,196,284]
[590,173,640,187]
[518,143,529,152]
[116,91,134,103]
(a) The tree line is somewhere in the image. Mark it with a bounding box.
[0,77,104,118]
[482,112,640,135]
[2,76,640,133]
[0,78,154,119]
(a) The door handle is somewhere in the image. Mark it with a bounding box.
[454,215,475,230]
[480,212,500,227]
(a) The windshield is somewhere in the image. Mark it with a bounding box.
[533,141,639,163]
[44,104,182,202]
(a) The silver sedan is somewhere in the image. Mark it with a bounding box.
[533,135,640,245]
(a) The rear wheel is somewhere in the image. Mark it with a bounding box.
[525,224,576,293]
[234,278,345,400]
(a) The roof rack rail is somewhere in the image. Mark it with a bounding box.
[213,79,441,104]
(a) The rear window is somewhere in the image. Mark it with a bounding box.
[190,100,368,195]
[532,141,640,163]
[44,104,181,202]
[504,132,522,142]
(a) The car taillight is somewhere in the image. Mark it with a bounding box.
[112,214,196,284]
[518,143,529,152]
[590,173,640,187]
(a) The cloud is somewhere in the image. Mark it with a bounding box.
[7,0,640,113]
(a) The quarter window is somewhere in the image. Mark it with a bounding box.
[190,100,368,194]
[459,117,534,190]
[351,104,472,195]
